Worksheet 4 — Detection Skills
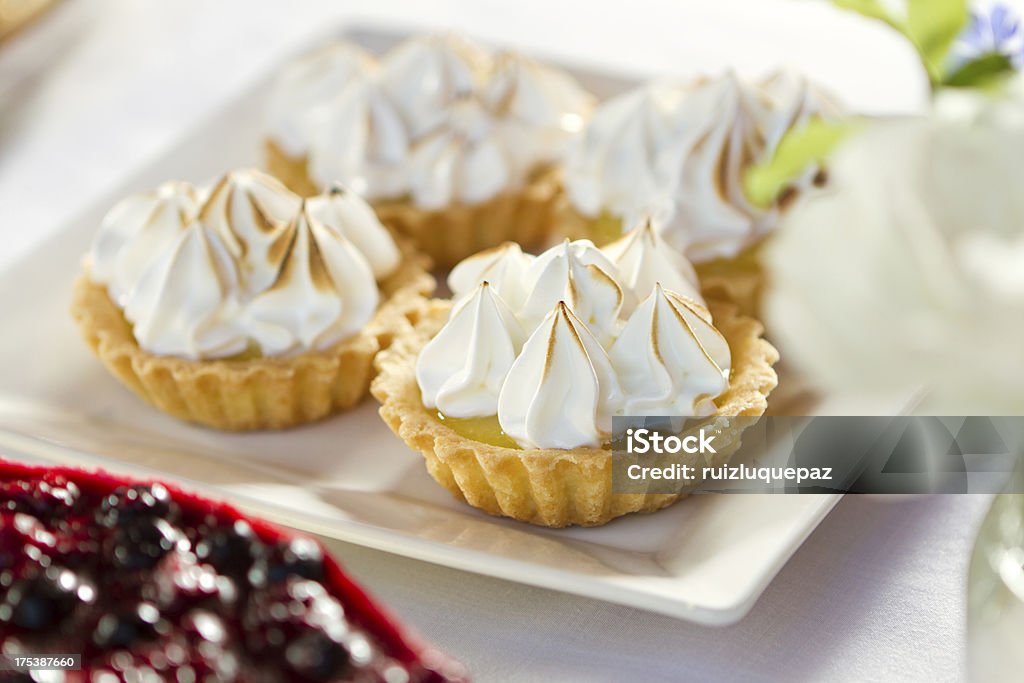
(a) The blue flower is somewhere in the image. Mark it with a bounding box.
[952,3,1024,68]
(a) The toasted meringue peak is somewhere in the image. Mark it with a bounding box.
[497,302,623,449]
[89,180,206,306]
[610,285,730,416]
[482,51,594,177]
[307,78,412,200]
[123,222,245,360]
[266,42,376,156]
[563,83,688,225]
[199,168,302,296]
[602,219,705,308]
[519,239,627,343]
[378,34,486,139]
[405,97,512,208]
[447,241,536,310]
[483,51,593,130]
[305,184,401,279]
[417,282,526,417]
[669,69,844,260]
[243,205,378,356]
[758,69,845,151]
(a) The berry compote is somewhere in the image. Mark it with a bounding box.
[0,460,466,682]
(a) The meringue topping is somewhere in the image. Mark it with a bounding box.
[482,52,594,179]
[90,171,403,360]
[759,70,844,154]
[563,83,688,226]
[306,78,412,200]
[602,220,704,308]
[89,181,206,307]
[270,34,594,207]
[423,238,730,449]
[518,239,627,344]
[199,169,302,296]
[670,70,844,260]
[564,71,843,260]
[123,223,245,360]
[243,205,378,356]
[266,42,375,157]
[483,52,592,132]
[447,241,536,310]
[378,34,485,139]
[406,97,512,209]
[306,185,401,279]
[497,302,624,449]
[416,282,525,417]
[609,285,730,417]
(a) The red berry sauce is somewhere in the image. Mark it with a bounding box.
[0,460,466,683]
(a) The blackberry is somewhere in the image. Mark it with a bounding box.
[285,631,354,682]
[0,477,78,519]
[195,520,264,579]
[108,517,182,571]
[95,484,178,528]
[255,537,324,586]
[92,602,163,648]
[1,567,83,632]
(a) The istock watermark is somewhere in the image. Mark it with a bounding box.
[624,427,717,455]
[611,416,1024,495]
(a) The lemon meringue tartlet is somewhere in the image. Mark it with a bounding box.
[559,70,843,313]
[265,34,594,268]
[372,230,778,527]
[71,169,434,431]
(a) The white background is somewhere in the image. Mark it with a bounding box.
[0,1,1003,680]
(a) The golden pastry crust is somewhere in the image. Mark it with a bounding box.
[371,299,779,527]
[694,244,766,319]
[71,242,434,432]
[266,139,562,269]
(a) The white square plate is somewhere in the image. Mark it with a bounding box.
[0,27,846,626]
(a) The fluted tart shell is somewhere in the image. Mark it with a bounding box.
[71,241,434,431]
[371,298,779,527]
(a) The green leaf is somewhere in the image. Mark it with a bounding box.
[942,52,1016,88]
[744,118,859,208]
[905,0,969,84]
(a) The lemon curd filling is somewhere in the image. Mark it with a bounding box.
[433,412,521,449]
[432,411,617,450]
[122,309,266,362]
[127,317,265,362]
[222,342,264,362]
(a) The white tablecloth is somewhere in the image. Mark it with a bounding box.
[0,1,1000,680]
